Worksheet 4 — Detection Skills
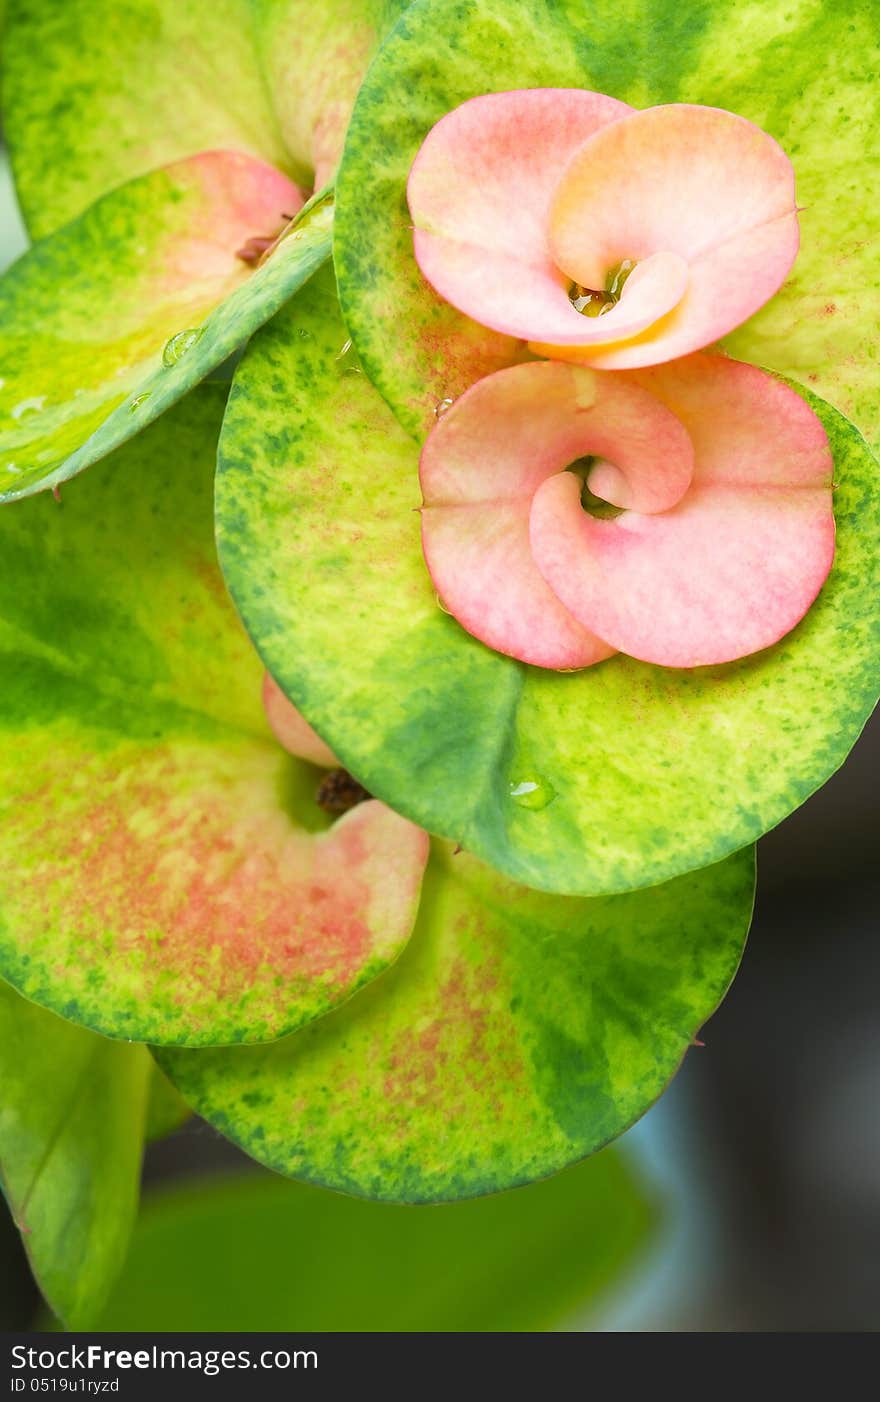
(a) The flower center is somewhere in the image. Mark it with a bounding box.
[568,259,636,318]
[316,767,372,814]
[565,456,625,518]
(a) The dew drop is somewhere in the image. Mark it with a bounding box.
[569,284,613,318]
[335,338,364,375]
[434,397,454,417]
[508,776,556,811]
[434,592,452,615]
[10,395,46,420]
[4,462,21,475]
[605,258,635,300]
[569,259,636,320]
[162,327,204,368]
[128,392,152,413]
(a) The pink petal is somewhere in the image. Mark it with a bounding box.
[419,360,694,668]
[544,104,799,366]
[262,672,339,767]
[408,89,632,343]
[530,355,835,666]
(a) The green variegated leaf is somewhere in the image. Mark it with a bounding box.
[95,1155,655,1329]
[0,978,148,1328]
[4,0,407,238]
[160,840,753,1202]
[0,388,426,1045]
[334,0,880,454]
[250,0,409,190]
[0,159,332,503]
[3,0,289,235]
[216,274,880,895]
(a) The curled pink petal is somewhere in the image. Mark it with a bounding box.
[419,360,694,668]
[408,89,632,343]
[530,356,835,667]
[262,671,338,767]
[544,104,799,366]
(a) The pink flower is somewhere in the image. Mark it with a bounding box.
[408,90,799,368]
[420,355,834,669]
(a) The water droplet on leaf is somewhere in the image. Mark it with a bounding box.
[162,327,203,368]
[128,392,152,413]
[434,397,454,417]
[509,777,556,810]
[10,395,46,420]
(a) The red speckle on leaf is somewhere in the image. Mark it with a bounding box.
[10,746,424,1039]
[380,952,527,1118]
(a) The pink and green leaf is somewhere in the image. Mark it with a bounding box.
[334,0,880,453]
[159,840,753,1203]
[3,0,408,238]
[0,157,335,503]
[0,388,426,1045]
[251,0,410,191]
[217,272,880,896]
[0,977,149,1328]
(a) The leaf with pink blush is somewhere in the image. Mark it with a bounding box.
[0,154,338,503]
[4,0,409,239]
[159,840,754,1202]
[217,274,880,897]
[252,0,411,193]
[0,388,428,1046]
[419,360,693,667]
[335,0,880,453]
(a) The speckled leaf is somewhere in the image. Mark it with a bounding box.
[249,1,410,190]
[217,275,880,896]
[0,977,149,1328]
[2,0,288,237]
[3,0,408,238]
[334,0,880,451]
[0,155,334,503]
[94,1155,654,1330]
[160,840,752,1202]
[0,388,426,1045]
